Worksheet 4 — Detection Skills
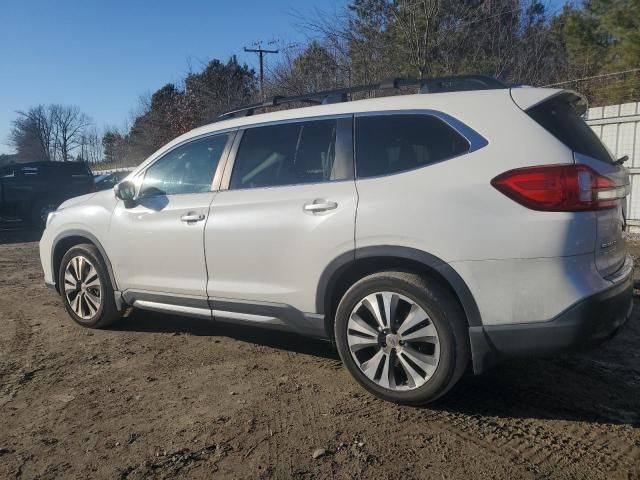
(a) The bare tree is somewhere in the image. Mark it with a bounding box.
[51,105,92,161]
[10,104,94,162]
[268,41,343,95]
[392,0,441,78]
[78,126,102,164]
[10,106,55,161]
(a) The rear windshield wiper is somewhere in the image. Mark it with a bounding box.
[614,155,629,166]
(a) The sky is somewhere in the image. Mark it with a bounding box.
[0,0,346,154]
[0,0,568,155]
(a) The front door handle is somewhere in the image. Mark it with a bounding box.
[303,200,338,213]
[181,213,206,223]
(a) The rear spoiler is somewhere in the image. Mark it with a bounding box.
[510,87,588,115]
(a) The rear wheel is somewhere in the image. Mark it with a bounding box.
[58,244,121,328]
[334,271,469,405]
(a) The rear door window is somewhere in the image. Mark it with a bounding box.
[229,119,338,190]
[527,94,614,163]
[355,114,469,178]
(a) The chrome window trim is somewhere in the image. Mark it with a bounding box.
[132,299,212,319]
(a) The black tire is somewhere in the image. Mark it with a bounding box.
[30,198,60,229]
[334,271,470,405]
[58,243,121,329]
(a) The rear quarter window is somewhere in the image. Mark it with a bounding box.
[355,114,469,178]
[527,95,613,163]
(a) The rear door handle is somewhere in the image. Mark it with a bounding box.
[303,200,338,213]
[181,213,206,223]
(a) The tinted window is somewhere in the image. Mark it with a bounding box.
[527,95,613,163]
[355,115,469,178]
[62,162,92,177]
[230,120,337,190]
[140,134,229,197]
[1,167,16,178]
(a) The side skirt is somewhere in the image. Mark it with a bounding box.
[121,290,327,339]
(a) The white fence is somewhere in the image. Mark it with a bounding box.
[586,102,640,230]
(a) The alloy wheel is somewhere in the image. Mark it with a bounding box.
[347,292,440,391]
[63,256,102,320]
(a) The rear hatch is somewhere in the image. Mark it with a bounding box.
[523,91,630,277]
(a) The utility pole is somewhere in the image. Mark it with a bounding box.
[244,45,279,97]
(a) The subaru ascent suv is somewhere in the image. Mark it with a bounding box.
[39,76,633,405]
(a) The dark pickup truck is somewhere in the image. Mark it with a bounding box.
[0,161,94,227]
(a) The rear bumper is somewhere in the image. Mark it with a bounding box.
[469,257,634,374]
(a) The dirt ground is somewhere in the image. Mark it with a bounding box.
[0,226,639,479]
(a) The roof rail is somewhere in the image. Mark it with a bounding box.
[214,75,507,122]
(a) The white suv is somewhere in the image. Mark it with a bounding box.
[39,76,633,405]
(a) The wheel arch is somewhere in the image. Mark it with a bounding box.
[317,246,482,339]
[51,230,118,294]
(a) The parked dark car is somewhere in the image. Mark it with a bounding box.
[93,170,130,191]
[0,161,94,227]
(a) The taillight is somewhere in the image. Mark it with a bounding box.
[491,164,626,211]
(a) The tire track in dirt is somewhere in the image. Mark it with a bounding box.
[0,308,32,379]
[329,381,637,480]
[423,391,637,478]
[261,350,337,479]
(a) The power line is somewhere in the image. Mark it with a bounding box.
[542,68,640,87]
[244,45,279,96]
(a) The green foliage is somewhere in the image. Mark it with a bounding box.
[340,0,567,85]
[556,0,640,104]
[290,42,341,92]
[127,57,257,160]
[102,130,124,165]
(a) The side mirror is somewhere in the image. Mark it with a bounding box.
[114,180,137,207]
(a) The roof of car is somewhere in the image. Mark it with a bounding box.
[191,86,561,135]
[131,85,566,175]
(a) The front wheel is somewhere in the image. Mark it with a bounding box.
[58,244,121,328]
[334,271,470,405]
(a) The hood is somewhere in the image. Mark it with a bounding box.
[58,192,98,210]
